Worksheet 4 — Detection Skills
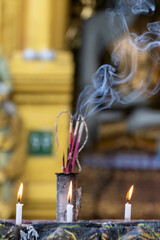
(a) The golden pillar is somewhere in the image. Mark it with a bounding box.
[23,0,70,50]
[0,0,22,56]
[51,0,70,50]
[24,0,52,49]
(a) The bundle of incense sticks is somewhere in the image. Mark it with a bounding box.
[62,114,87,173]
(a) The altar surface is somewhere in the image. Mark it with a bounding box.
[1,219,160,239]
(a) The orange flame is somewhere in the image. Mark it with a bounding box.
[67,181,72,203]
[17,183,23,203]
[126,185,134,202]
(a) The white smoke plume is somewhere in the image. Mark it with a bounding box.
[76,0,160,118]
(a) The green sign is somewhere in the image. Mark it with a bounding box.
[28,131,53,155]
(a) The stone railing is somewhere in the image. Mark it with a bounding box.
[2,220,160,239]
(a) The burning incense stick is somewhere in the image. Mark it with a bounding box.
[55,110,72,159]
[69,117,73,150]
[71,104,90,171]
[71,115,81,153]
[65,117,73,173]
[66,115,81,172]
[71,120,85,172]
[65,147,71,173]
[55,108,88,173]
[66,115,81,173]
[77,119,88,154]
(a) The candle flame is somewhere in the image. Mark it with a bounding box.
[17,183,23,203]
[67,181,72,203]
[126,185,134,202]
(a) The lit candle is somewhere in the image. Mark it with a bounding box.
[124,185,134,221]
[67,181,73,222]
[16,183,24,225]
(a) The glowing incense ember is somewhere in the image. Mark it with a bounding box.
[126,185,134,203]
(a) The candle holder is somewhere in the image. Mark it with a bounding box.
[56,172,80,222]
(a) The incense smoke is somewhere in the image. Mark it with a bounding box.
[76,0,160,118]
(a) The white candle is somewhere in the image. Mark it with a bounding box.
[67,203,73,222]
[16,183,23,225]
[16,202,23,225]
[67,181,73,223]
[124,185,134,222]
[124,202,131,221]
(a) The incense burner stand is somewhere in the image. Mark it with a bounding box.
[56,172,79,222]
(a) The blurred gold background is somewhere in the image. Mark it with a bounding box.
[0,0,73,219]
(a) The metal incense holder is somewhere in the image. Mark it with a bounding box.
[56,173,79,222]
